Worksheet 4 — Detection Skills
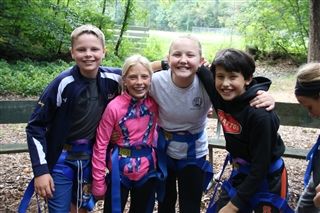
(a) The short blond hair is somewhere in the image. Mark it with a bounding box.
[122,55,152,91]
[70,24,105,47]
[169,35,202,56]
[296,63,320,83]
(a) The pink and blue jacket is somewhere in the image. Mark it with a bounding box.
[92,92,159,197]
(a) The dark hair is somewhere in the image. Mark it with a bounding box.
[210,48,255,80]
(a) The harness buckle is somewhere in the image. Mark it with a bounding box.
[164,131,173,141]
[63,144,72,151]
[119,147,131,157]
[232,162,240,170]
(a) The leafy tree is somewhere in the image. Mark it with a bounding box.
[234,0,309,62]
[308,0,320,62]
[114,0,135,56]
[0,0,116,61]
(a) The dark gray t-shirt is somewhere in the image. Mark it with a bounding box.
[67,78,105,141]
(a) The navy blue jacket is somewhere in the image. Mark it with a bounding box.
[26,65,121,177]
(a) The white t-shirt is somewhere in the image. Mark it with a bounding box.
[150,69,212,159]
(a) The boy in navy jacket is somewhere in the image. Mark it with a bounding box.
[23,24,121,212]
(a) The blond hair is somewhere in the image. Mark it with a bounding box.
[70,24,105,47]
[169,35,202,56]
[296,63,320,83]
[122,54,153,91]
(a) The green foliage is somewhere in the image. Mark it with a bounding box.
[142,36,169,61]
[0,0,115,61]
[0,55,125,96]
[0,59,70,96]
[234,0,309,62]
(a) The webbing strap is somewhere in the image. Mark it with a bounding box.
[158,128,213,191]
[18,178,41,213]
[154,132,168,202]
[233,158,284,176]
[206,154,230,213]
[250,192,294,213]
[304,135,320,186]
[219,181,294,213]
[85,196,96,211]
[111,147,121,213]
[199,159,214,191]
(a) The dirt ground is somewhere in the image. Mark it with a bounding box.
[0,60,319,212]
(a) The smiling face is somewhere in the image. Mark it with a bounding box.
[296,95,320,118]
[168,37,203,87]
[123,63,152,99]
[71,33,105,78]
[215,66,252,101]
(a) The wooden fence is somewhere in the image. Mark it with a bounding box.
[0,100,319,159]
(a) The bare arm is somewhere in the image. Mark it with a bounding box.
[314,184,320,207]
[150,60,162,72]
[150,60,169,72]
[218,201,239,213]
[250,90,275,111]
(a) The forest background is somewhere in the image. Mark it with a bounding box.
[0,0,319,97]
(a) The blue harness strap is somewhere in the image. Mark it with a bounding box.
[111,147,122,213]
[206,155,230,213]
[18,178,42,213]
[231,157,284,176]
[304,135,320,186]
[18,141,95,212]
[158,128,214,191]
[206,154,294,213]
[154,130,169,202]
[110,145,157,213]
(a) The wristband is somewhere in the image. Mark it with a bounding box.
[161,60,169,70]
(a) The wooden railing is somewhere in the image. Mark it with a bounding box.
[0,100,319,158]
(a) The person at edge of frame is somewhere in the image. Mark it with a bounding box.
[294,62,320,213]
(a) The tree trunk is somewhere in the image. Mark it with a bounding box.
[99,0,107,29]
[57,0,71,55]
[114,0,133,57]
[308,0,320,62]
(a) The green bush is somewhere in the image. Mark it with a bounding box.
[0,56,124,97]
[0,59,70,96]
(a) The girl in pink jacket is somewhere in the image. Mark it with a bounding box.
[92,55,160,213]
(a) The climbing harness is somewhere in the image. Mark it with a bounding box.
[157,128,214,191]
[108,98,167,213]
[304,135,320,187]
[206,154,294,213]
[18,140,95,213]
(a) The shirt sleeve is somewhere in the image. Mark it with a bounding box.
[26,83,58,177]
[92,105,116,197]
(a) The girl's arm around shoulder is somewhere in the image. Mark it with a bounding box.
[250,90,275,111]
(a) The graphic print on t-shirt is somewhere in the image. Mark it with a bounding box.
[217,109,242,134]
